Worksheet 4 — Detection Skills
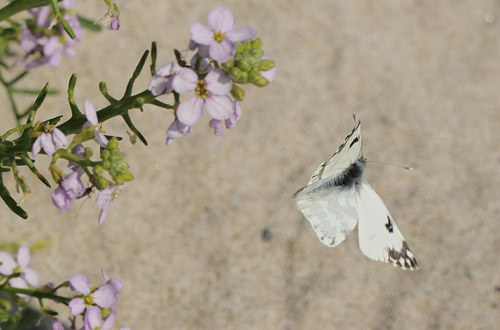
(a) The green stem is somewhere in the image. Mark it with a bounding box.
[1,285,71,304]
[0,0,59,22]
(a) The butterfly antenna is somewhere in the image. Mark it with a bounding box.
[366,160,413,170]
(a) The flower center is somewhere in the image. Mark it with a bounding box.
[84,293,95,306]
[195,80,209,99]
[111,187,121,200]
[213,31,226,43]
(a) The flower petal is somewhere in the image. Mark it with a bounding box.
[209,39,235,63]
[226,26,256,42]
[98,205,110,225]
[208,7,235,32]
[84,100,98,125]
[51,186,71,211]
[23,267,39,287]
[209,119,223,135]
[93,284,117,308]
[69,274,91,294]
[172,68,198,94]
[52,319,64,330]
[17,245,30,269]
[102,309,116,330]
[177,97,204,126]
[41,132,56,156]
[60,171,85,199]
[94,131,109,147]
[148,76,167,96]
[69,298,86,316]
[51,128,67,149]
[225,100,242,129]
[0,252,16,275]
[31,136,42,157]
[205,69,232,95]
[84,306,103,329]
[205,95,234,120]
[190,22,214,45]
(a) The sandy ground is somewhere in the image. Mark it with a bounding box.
[1,1,500,329]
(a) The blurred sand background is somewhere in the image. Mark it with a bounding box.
[1,1,500,329]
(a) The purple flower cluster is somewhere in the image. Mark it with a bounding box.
[148,6,260,144]
[16,0,82,69]
[31,100,126,225]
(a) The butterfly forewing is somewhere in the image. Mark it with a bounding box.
[305,121,362,186]
[356,179,418,270]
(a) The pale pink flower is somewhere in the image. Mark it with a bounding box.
[100,268,123,295]
[95,185,123,225]
[84,306,115,330]
[190,7,256,63]
[172,68,234,125]
[148,62,181,96]
[166,118,192,145]
[32,127,67,157]
[68,274,117,316]
[51,171,86,211]
[83,99,108,147]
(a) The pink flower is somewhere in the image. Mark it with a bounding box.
[148,62,181,96]
[166,118,192,145]
[51,171,86,211]
[83,100,108,147]
[68,274,117,316]
[190,6,256,63]
[0,246,38,300]
[32,127,67,157]
[172,68,234,125]
[208,100,242,135]
[95,185,123,225]
[84,306,115,330]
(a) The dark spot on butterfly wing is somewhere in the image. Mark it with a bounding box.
[385,216,394,233]
[349,137,359,148]
[388,241,418,270]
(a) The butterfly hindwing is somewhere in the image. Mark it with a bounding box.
[295,185,358,247]
[356,179,418,270]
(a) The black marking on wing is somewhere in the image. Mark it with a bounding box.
[385,216,394,233]
[388,241,418,270]
[349,137,359,148]
[309,160,365,193]
[329,120,361,160]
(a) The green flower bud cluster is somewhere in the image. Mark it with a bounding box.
[93,137,133,189]
[222,38,275,90]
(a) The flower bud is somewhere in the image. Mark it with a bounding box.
[259,59,275,71]
[229,67,243,81]
[231,85,245,101]
[251,38,262,50]
[95,176,110,190]
[73,126,96,144]
[84,147,93,159]
[107,137,119,150]
[49,164,64,183]
[123,171,134,182]
[237,59,251,72]
[94,165,104,175]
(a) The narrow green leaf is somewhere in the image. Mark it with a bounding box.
[121,112,148,145]
[0,174,27,219]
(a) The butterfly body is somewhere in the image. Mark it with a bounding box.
[294,117,418,270]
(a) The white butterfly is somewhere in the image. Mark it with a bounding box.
[293,116,418,270]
